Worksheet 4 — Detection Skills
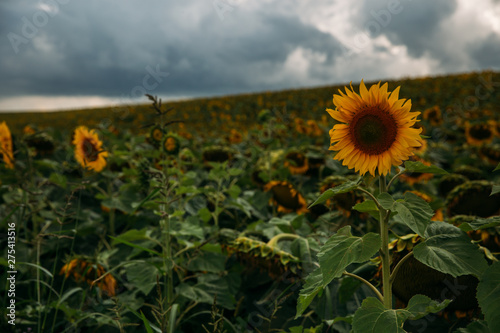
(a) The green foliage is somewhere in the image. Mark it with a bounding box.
[477,262,500,331]
[413,222,489,278]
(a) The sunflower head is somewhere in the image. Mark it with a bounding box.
[264,180,308,214]
[465,121,494,146]
[423,105,443,127]
[60,257,117,297]
[284,151,309,175]
[149,125,164,145]
[446,181,500,218]
[72,126,108,172]
[162,134,180,155]
[327,80,422,176]
[0,121,14,169]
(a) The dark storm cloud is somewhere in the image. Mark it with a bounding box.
[471,33,500,68]
[0,0,343,100]
[353,0,458,58]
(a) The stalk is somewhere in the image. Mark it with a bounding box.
[378,175,392,308]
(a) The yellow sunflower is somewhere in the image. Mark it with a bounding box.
[264,180,308,214]
[72,126,108,172]
[0,121,14,169]
[327,80,422,176]
[465,121,495,146]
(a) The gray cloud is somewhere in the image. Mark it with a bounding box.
[0,0,498,111]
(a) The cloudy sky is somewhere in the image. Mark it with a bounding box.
[0,0,499,112]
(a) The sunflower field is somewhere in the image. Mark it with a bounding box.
[1,71,500,333]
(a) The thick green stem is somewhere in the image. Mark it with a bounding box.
[266,233,300,248]
[378,175,392,308]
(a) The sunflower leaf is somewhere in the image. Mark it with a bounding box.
[491,185,500,196]
[494,162,500,172]
[393,192,433,236]
[457,216,500,232]
[377,192,395,210]
[308,178,361,208]
[413,221,488,278]
[352,297,411,333]
[318,226,380,286]
[477,261,500,331]
[453,320,491,333]
[295,267,324,318]
[404,161,448,175]
[405,294,451,320]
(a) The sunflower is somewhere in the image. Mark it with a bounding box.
[465,121,495,146]
[0,121,14,169]
[72,126,108,172]
[264,180,308,214]
[228,128,243,144]
[423,105,443,127]
[446,181,500,218]
[327,80,422,176]
[162,134,180,155]
[306,119,323,137]
[149,125,163,146]
[437,173,468,198]
[60,258,117,297]
[284,151,309,174]
[478,144,500,166]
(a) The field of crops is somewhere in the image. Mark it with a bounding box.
[1,70,500,332]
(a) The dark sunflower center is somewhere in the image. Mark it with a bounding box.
[350,105,398,155]
[470,125,492,140]
[82,138,99,162]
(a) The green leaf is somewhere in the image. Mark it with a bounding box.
[352,297,411,333]
[125,262,159,295]
[198,207,212,223]
[308,179,361,208]
[187,252,226,273]
[477,261,500,331]
[491,185,500,196]
[404,161,448,175]
[454,320,491,333]
[405,294,451,320]
[109,235,162,257]
[413,222,488,278]
[494,162,500,172]
[378,192,395,210]
[393,192,434,236]
[296,267,324,318]
[318,226,380,286]
[227,184,241,199]
[353,200,379,213]
[457,216,500,232]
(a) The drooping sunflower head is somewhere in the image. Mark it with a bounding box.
[60,257,117,297]
[0,121,14,169]
[446,181,500,218]
[327,80,422,176]
[320,175,364,217]
[479,144,500,166]
[72,126,108,172]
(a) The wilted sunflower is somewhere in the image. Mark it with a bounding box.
[327,80,422,176]
[72,126,108,172]
[60,258,117,297]
[0,121,14,169]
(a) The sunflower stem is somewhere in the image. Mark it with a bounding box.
[266,233,300,248]
[343,271,384,303]
[378,175,392,309]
